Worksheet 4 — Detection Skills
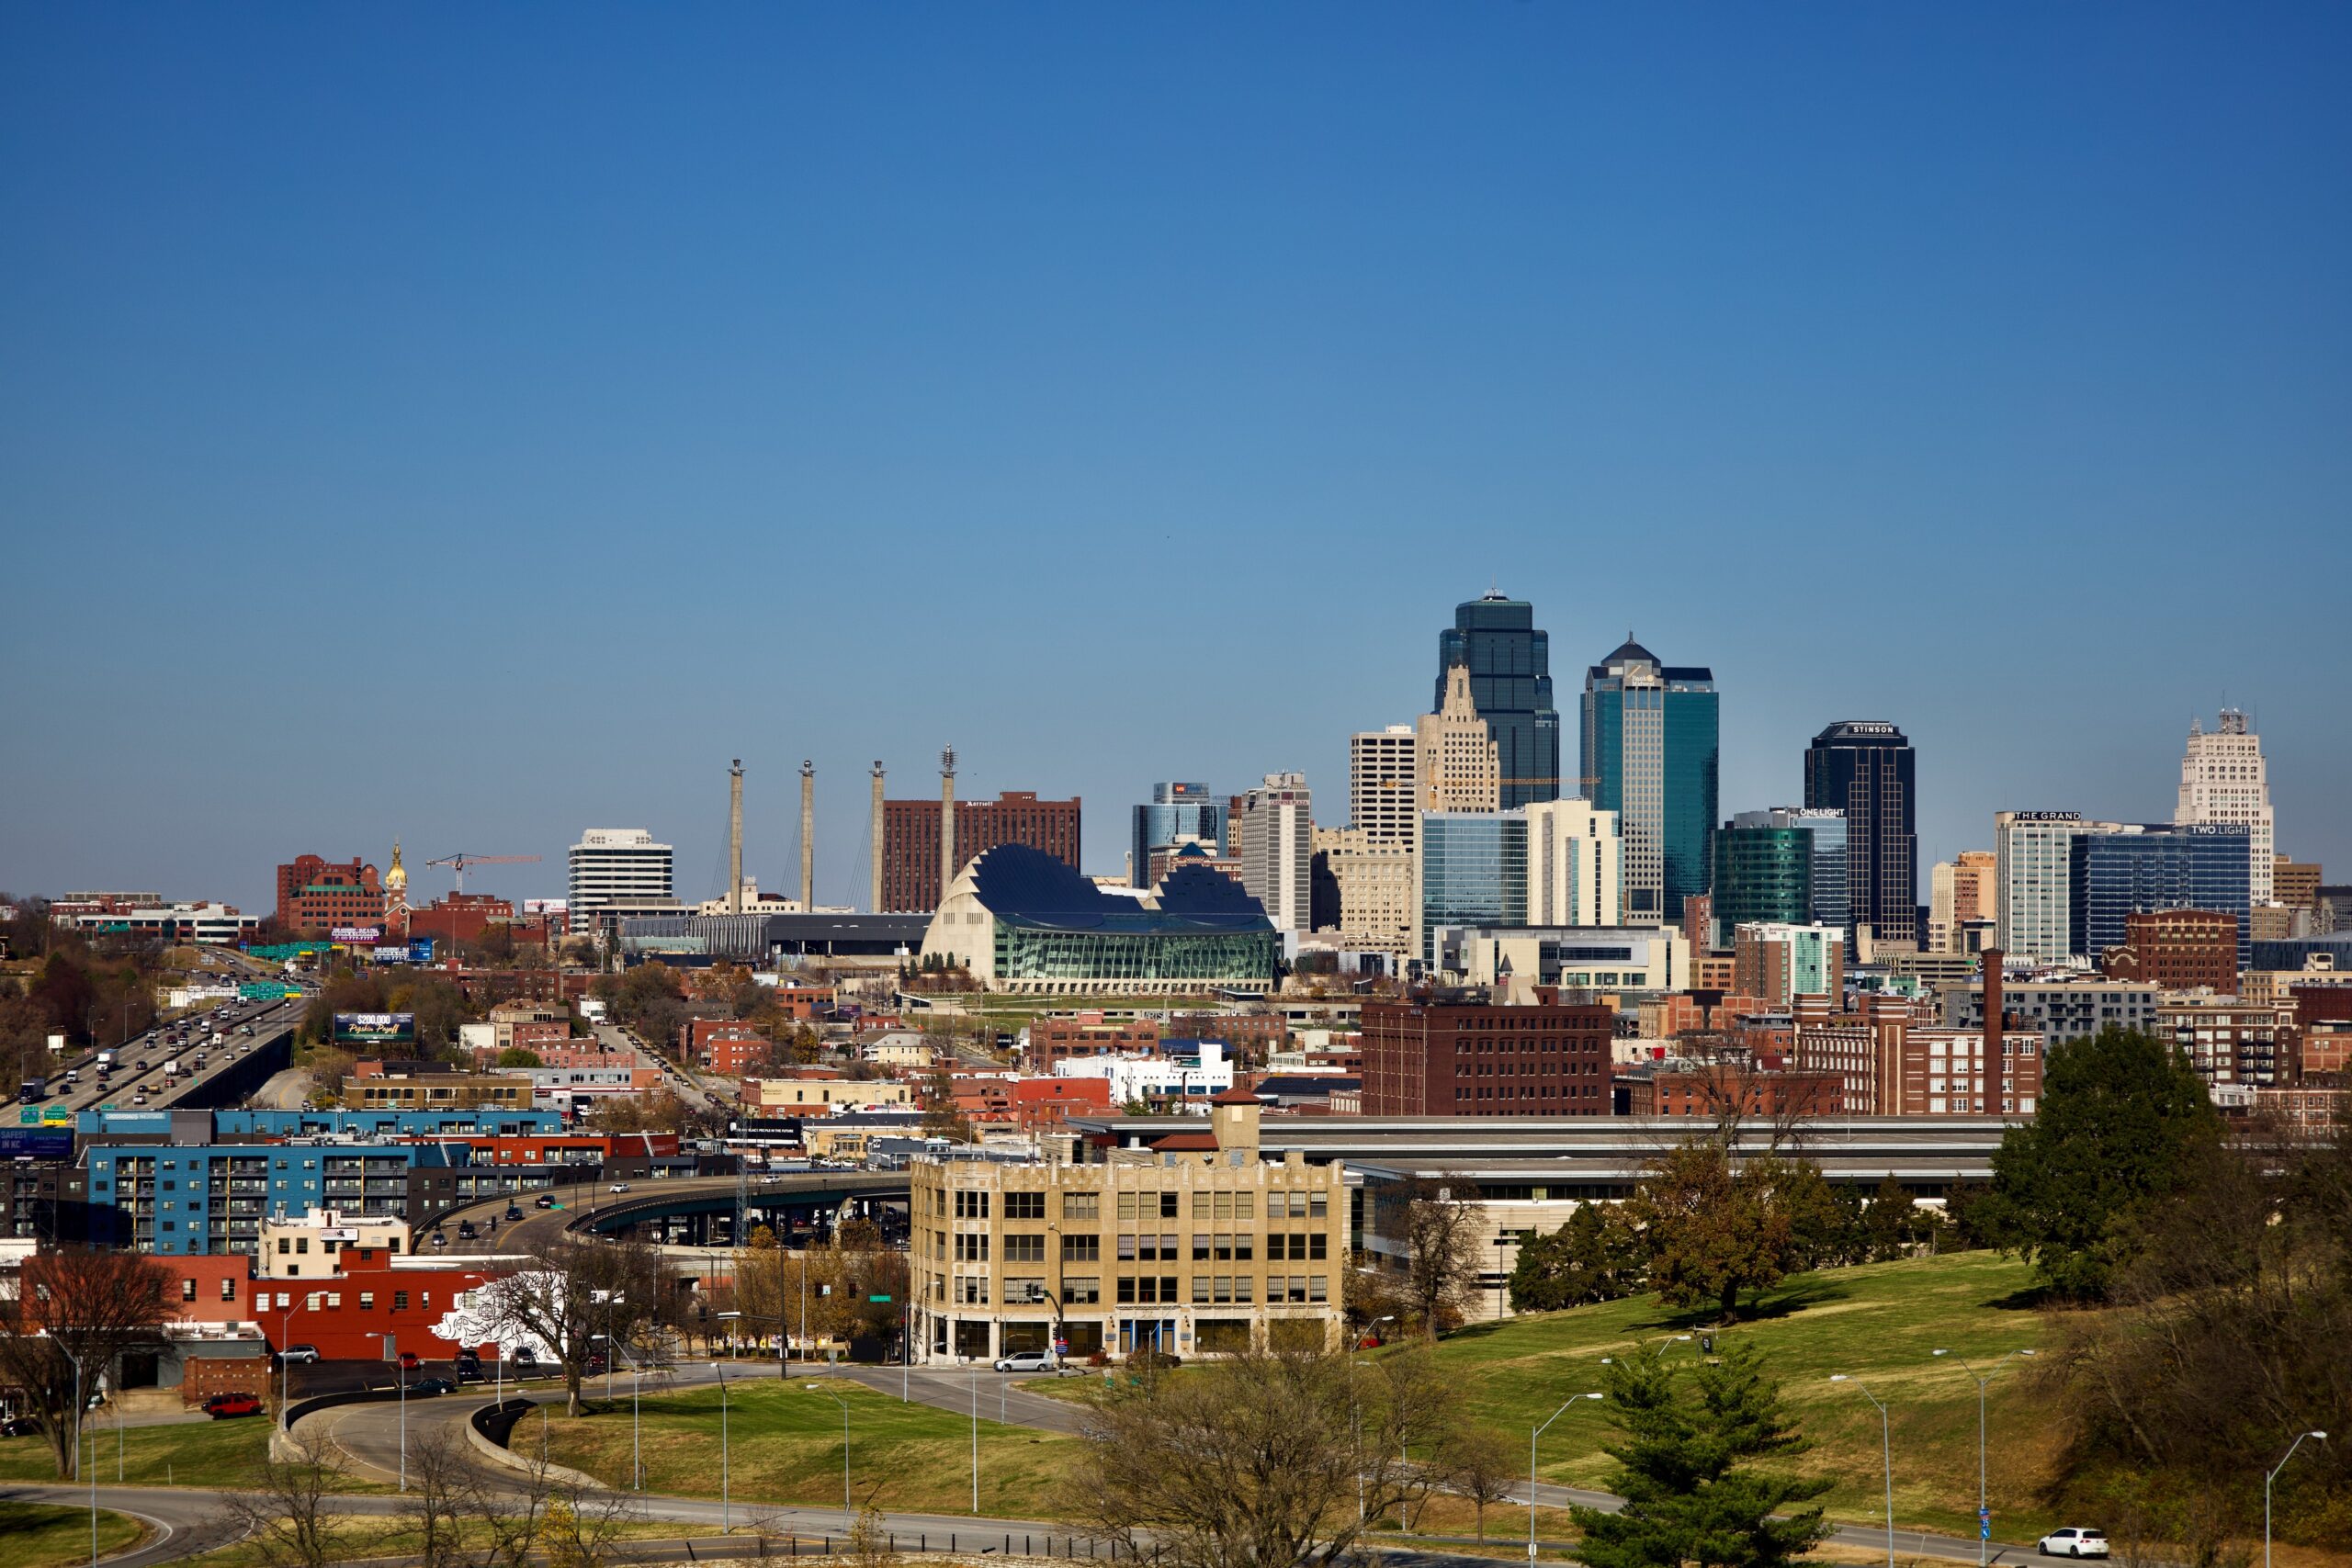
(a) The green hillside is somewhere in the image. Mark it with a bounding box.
[1430,1249,2063,1543]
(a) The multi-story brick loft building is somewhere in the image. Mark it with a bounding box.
[1360,991,1613,1116]
[2158,995,2297,1089]
[1026,1015,1160,1072]
[883,790,1081,912]
[276,854,385,933]
[2100,908,2240,993]
[907,1091,1344,1363]
[1941,975,2159,1044]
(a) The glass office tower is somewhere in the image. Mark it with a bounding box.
[1804,722,1917,948]
[1130,782,1223,887]
[1711,819,1815,949]
[2071,824,2253,966]
[1436,592,1559,809]
[1579,639,1718,925]
[1418,809,1530,962]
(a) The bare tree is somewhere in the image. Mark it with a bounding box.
[846,1503,900,1568]
[470,1236,672,1416]
[0,1248,171,1478]
[403,1427,471,1568]
[1434,1422,1519,1541]
[1067,1346,1470,1568]
[538,1473,644,1568]
[216,1431,352,1568]
[1380,1177,1484,1336]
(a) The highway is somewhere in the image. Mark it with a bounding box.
[28,994,307,1119]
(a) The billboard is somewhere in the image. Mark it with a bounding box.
[522,899,568,915]
[332,927,383,943]
[0,1131,76,1159]
[409,938,436,964]
[334,1012,416,1044]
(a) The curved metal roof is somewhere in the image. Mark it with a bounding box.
[967,845,1274,935]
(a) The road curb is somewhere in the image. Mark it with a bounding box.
[464,1397,609,1491]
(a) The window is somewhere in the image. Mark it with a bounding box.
[393,1291,409,1312]
[953,1190,992,1220]
[1193,1234,1211,1261]
[1064,1278,1101,1304]
[1060,1235,1099,1262]
[1117,1192,1137,1222]
[359,1292,375,1310]
[1004,1191,1045,1220]
[182,1279,198,1302]
[220,1278,236,1303]
[1003,1235,1045,1263]
[1062,1192,1099,1221]
[1308,1193,1327,1219]
[1117,1235,1137,1261]
[1158,1193,1180,1219]
[1234,1276,1253,1303]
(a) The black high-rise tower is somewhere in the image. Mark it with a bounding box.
[1804,720,1917,949]
[1435,592,1558,809]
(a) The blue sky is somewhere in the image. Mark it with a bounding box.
[4,5,2347,913]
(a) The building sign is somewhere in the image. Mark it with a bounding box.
[0,1130,74,1160]
[332,927,384,943]
[334,1012,417,1044]
[2008,811,2082,823]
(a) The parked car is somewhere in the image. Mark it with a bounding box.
[511,1346,539,1369]
[408,1378,457,1397]
[583,1352,608,1376]
[992,1350,1059,1374]
[2039,1530,2110,1559]
[277,1345,321,1364]
[454,1361,485,1383]
[1,1416,42,1437]
[397,1350,422,1371]
[206,1393,266,1419]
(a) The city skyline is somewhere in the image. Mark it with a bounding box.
[5,6,2347,908]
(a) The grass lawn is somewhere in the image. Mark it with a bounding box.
[0,1415,279,1488]
[536,1377,1076,1518]
[0,1501,149,1568]
[1426,1250,2063,1545]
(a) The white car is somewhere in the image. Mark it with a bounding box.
[992,1350,1059,1374]
[2039,1529,2109,1559]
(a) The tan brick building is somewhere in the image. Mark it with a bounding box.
[907,1089,1344,1363]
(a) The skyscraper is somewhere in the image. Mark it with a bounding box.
[1436,592,1558,808]
[1579,637,1718,926]
[1994,811,2129,963]
[1239,773,1313,934]
[1349,726,1419,848]
[1804,721,1918,950]
[1710,818,1815,949]
[1416,808,1529,962]
[1131,782,1223,888]
[1928,850,1997,953]
[2072,824,2254,968]
[1417,664,1501,814]
[2176,709,2275,905]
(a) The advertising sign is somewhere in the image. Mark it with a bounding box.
[332,927,383,943]
[0,1130,75,1160]
[408,938,436,964]
[334,1012,417,1044]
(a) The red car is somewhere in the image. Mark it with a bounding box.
[397,1351,422,1371]
[205,1393,265,1420]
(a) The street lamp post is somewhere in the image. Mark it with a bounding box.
[62,1349,96,1568]
[808,1382,853,1516]
[1931,1348,2036,1565]
[712,1363,730,1534]
[2264,1430,2327,1568]
[363,1333,408,1492]
[1831,1376,1894,1568]
[275,1291,318,1429]
[1529,1393,1604,1561]
[630,1367,643,1490]
[970,1359,979,1515]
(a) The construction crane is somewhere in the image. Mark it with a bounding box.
[424,852,542,894]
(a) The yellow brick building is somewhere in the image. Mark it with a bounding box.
[907,1090,1346,1362]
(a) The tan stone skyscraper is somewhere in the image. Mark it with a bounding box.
[2177,709,2274,905]
[1416,663,1500,814]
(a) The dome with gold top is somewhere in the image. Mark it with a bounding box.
[385,840,409,896]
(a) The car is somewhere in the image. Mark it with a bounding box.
[511,1346,539,1369]
[1,1416,41,1437]
[397,1350,422,1371]
[207,1393,266,1418]
[992,1350,1058,1374]
[457,1221,479,1239]
[2039,1529,2110,1559]
[583,1352,607,1375]
[535,1194,559,1210]
[134,1060,148,1072]
[430,1231,448,1248]
[505,1205,525,1222]
[277,1345,322,1364]
[407,1377,457,1397]
[607,1183,631,1193]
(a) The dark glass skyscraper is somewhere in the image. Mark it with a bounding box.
[1711,818,1815,948]
[1436,592,1558,809]
[2071,824,2253,966]
[1804,721,1917,949]
[1580,639,1718,924]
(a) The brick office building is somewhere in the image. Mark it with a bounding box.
[2101,908,2240,993]
[1027,1014,1159,1071]
[881,791,1081,912]
[276,854,386,933]
[1359,991,1613,1116]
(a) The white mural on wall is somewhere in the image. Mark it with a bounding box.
[429,1270,570,1361]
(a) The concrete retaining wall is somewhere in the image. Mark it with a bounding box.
[464,1396,607,1491]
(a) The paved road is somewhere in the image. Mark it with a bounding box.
[40,995,304,1116]
[248,1065,311,1111]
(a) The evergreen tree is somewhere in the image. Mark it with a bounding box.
[1980,1026,2221,1298]
[1510,1203,1644,1311]
[1571,1343,1831,1568]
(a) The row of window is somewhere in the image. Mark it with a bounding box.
[938,1188,1329,1223]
